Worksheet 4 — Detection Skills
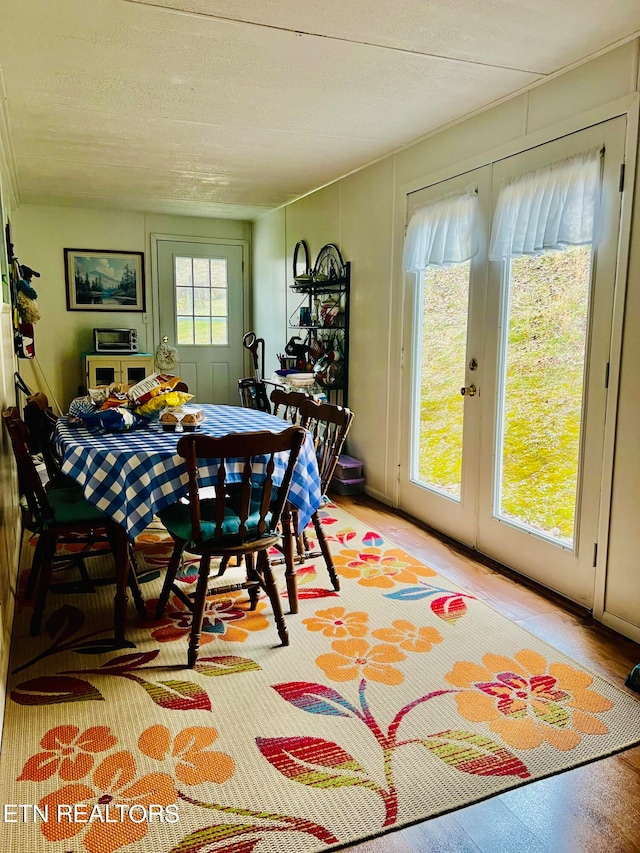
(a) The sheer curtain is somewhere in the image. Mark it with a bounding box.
[403,185,479,271]
[489,149,601,259]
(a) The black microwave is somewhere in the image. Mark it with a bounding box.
[93,328,139,353]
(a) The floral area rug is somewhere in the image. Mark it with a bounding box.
[1,503,639,853]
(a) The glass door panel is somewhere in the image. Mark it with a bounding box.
[496,245,592,546]
[413,261,471,500]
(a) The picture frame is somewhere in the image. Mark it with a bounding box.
[64,248,145,311]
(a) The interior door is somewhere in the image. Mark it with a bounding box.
[399,117,626,607]
[156,239,245,404]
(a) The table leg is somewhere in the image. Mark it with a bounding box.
[281,502,298,614]
[110,524,130,643]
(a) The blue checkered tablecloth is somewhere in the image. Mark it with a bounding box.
[54,405,322,541]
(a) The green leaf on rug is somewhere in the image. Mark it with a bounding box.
[421,729,530,778]
[195,656,261,676]
[169,822,259,853]
[137,678,212,711]
[11,675,103,705]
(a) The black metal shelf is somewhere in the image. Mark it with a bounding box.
[287,254,350,406]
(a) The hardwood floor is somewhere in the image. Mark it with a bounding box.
[332,493,640,853]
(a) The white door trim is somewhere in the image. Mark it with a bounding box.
[592,96,639,623]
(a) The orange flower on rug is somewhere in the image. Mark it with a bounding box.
[445,649,613,751]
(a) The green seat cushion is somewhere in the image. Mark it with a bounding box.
[159,499,274,545]
[46,486,107,525]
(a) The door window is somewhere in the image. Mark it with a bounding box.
[412,260,471,499]
[495,245,592,545]
[175,256,229,346]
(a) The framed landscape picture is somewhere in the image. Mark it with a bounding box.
[65,249,145,311]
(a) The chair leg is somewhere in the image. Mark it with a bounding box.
[30,532,57,636]
[245,553,259,609]
[313,511,340,591]
[292,508,305,564]
[155,542,185,618]
[127,543,146,619]
[188,554,212,668]
[257,550,289,646]
[281,503,298,614]
[25,534,45,600]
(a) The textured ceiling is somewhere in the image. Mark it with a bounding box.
[1,0,639,220]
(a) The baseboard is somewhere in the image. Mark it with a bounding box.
[363,485,392,506]
[601,611,640,644]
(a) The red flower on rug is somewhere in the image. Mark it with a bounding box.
[333,545,438,588]
[445,649,614,751]
[138,725,235,786]
[17,725,117,782]
[149,593,269,645]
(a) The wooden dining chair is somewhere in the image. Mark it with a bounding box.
[24,392,69,488]
[238,377,271,413]
[154,426,306,667]
[269,388,311,424]
[269,387,314,565]
[2,407,144,640]
[280,398,354,613]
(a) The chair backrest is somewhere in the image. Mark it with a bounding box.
[269,388,310,424]
[2,407,53,525]
[177,426,306,547]
[238,378,271,413]
[300,399,355,493]
[24,392,62,485]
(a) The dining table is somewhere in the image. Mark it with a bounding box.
[53,403,323,640]
[55,404,322,539]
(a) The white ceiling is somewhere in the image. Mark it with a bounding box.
[1,0,639,220]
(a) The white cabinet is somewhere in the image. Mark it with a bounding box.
[84,354,155,388]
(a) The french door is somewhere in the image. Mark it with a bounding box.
[399,117,626,606]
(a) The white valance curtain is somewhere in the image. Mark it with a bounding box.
[403,185,479,271]
[489,149,601,260]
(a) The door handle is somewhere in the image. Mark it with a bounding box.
[460,385,477,397]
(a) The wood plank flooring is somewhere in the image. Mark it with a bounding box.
[332,493,640,853]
